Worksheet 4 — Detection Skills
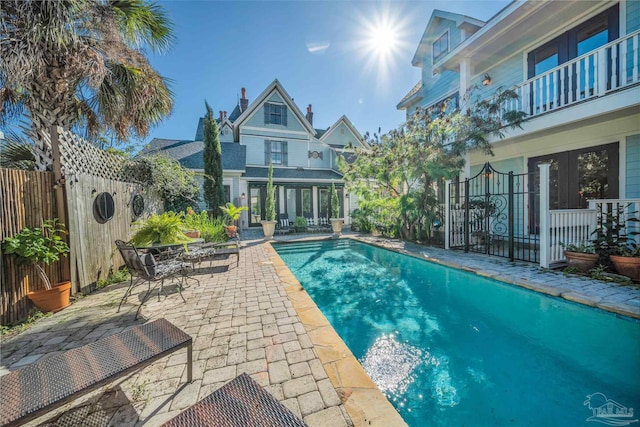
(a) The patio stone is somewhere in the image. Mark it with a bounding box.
[282,375,317,399]
[304,406,351,427]
[267,359,291,384]
[298,390,325,416]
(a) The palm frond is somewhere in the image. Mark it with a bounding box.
[110,0,174,53]
[0,129,36,170]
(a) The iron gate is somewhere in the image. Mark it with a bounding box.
[447,162,540,262]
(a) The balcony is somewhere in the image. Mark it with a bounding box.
[502,30,640,119]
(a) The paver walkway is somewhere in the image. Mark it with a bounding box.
[0,237,354,427]
[2,231,639,427]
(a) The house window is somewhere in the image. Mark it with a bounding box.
[318,186,343,218]
[264,140,288,165]
[528,142,619,210]
[285,187,313,221]
[432,31,449,62]
[224,185,231,203]
[248,184,281,227]
[264,103,288,126]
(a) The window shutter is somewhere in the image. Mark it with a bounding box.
[282,106,287,126]
[264,140,271,165]
[282,142,288,166]
[264,103,270,124]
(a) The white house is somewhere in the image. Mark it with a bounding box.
[143,79,369,229]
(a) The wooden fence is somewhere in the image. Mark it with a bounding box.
[65,174,160,293]
[1,168,69,324]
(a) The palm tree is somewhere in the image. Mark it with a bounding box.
[0,0,174,171]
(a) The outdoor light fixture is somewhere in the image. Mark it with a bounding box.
[482,73,492,86]
[241,192,246,200]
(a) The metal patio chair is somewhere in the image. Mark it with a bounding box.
[115,240,192,319]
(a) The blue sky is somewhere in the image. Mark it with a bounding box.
[146,1,510,145]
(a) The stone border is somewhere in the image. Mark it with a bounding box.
[264,243,407,427]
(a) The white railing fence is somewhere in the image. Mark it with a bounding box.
[502,30,640,118]
[540,163,640,268]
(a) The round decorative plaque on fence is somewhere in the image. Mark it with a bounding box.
[94,192,115,223]
[132,194,145,218]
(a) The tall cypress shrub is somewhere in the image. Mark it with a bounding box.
[203,101,227,217]
[265,162,276,221]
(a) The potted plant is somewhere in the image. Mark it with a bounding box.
[592,203,639,280]
[131,212,193,246]
[181,207,201,238]
[610,241,640,282]
[220,202,248,238]
[329,183,343,236]
[294,216,307,233]
[2,219,71,312]
[261,162,277,239]
[561,241,598,273]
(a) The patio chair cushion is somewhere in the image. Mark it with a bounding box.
[307,218,315,226]
[280,218,290,228]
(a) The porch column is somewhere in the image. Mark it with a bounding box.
[445,180,451,250]
[538,164,550,268]
[459,58,471,100]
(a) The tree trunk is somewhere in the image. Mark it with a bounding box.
[24,79,77,171]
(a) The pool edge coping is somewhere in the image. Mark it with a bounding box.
[264,241,409,427]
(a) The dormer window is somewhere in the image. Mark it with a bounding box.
[264,103,288,126]
[432,31,449,63]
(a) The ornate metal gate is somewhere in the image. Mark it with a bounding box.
[447,163,540,262]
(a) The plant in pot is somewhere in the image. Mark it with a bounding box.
[181,207,200,238]
[261,162,277,239]
[610,241,640,282]
[561,241,598,273]
[2,219,71,312]
[294,216,307,233]
[131,212,193,247]
[592,203,639,281]
[220,202,248,238]
[329,183,343,236]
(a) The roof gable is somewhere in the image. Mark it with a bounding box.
[411,10,485,66]
[320,115,369,150]
[232,79,316,139]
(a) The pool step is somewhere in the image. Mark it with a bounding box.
[274,240,353,255]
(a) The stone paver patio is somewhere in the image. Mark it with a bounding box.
[1,230,638,427]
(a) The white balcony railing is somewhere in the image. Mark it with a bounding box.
[502,30,640,117]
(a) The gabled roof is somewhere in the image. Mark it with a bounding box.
[141,138,246,171]
[397,81,423,110]
[232,79,316,140]
[228,104,242,122]
[411,10,485,67]
[319,115,370,150]
[194,117,234,141]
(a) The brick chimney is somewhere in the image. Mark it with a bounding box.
[219,111,223,121]
[306,104,313,126]
[240,87,248,112]
[223,111,227,120]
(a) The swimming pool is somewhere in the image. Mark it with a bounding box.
[275,239,640,427]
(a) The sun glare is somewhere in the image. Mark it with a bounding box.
[355,7,410,84]
[368,23,399,55]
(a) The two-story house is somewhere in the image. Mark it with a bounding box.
[398,1,639,264]
[143,79,368,229]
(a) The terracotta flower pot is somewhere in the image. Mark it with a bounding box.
[225,225,238,238]
[610,255,640,282]
[564,251,598,273]
[27,281,71,313]
[184,230,200,239]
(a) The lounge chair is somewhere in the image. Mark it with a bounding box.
[276,213,293,235]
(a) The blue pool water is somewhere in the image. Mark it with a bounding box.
[274,240,640,427]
